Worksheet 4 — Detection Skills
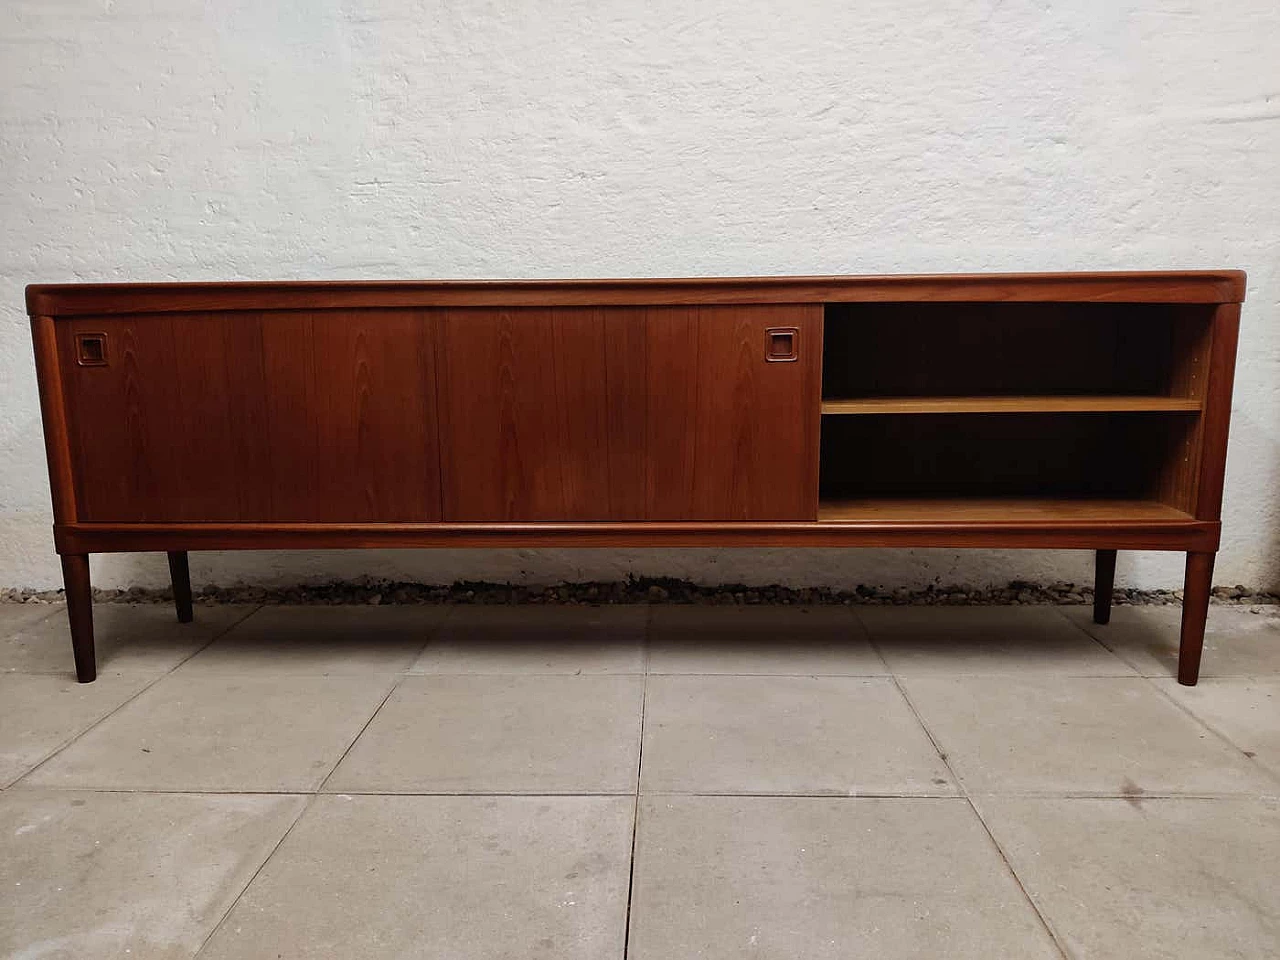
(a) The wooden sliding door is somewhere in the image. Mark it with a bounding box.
[437,304,821,521]
[435,307,647,520]
[58,310,443,522]
[644,305,822,520]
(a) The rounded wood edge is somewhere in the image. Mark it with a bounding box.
[30,316,77,523]
[26,270,1247,316]
[55,520,1221,554]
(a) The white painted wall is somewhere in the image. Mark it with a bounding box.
[2,0,1278,592]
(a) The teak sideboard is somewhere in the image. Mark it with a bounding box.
[26,272,1245,685]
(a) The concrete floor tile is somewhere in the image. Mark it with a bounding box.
[0,789,303,960]
[979,797,1280,959]
[0,600,63,637]
[1065,604,1280,677]
[859,604,1133,676]
[179,604,443,676]
[0,672,152,788]
[628,796,1059,959]
[641,676,954,795]
[326,675,643,793]
[24,673,393,791]
[411,604,645,674]
[647,605,884,675]
[0,603,253,677]
[903,676,1274,796]
[198,794,632,960]
[1153,677,1280,781]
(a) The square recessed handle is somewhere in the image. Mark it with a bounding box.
[766,326,799,362]
[75,333,108,366]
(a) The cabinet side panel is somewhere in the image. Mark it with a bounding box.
[1194,303,1241,521]
[30,316,78,525]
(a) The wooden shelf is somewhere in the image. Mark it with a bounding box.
[820,395,1202,415]
[817,497,1195,523]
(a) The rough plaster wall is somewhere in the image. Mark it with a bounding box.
[2,0,1277,592]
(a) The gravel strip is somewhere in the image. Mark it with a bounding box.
[3,579,1276,608]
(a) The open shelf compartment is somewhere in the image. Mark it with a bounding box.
[822,302,1213,409]
[818,412,1201,523]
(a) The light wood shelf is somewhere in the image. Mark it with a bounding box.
[820,395,1202,416]
[817,497,1195,523]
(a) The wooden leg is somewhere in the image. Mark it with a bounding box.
[1093,549,1117,625]
[61,554,96,683]
[167,551,194,623]
[1178,551,1215,686]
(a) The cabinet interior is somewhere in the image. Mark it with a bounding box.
[818,302,1212,521]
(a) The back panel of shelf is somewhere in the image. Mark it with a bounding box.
[819,412,1199,511]
[822,302,1213,401]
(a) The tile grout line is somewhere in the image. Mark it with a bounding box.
[884,662,1072,960]
[315,672,412,796]
[8,604,264,789]
[621,603,653,960]
[1057,604,1280,790]
[7,784,1272,800]
[961,794,1073,960]
[394,604,454,679]
[193,645,417,956]
[846,605,892,674]
[192,792,317,959]
[1053,606,1148,676]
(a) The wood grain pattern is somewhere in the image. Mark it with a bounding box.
[28,273,1246,685]
[29,274,1241,552]
[29,316,78,523]
[437,307,636,520]
[675,305,822,520]
[53,518,1220,554]
[822,302,1201,401]
[309,311,441,521]
[1193,303,1242,522]
[26,271,1246,317]
[815,497,1194,523]
[643,307,700,518]
[820,412,1200,503]
[602,308,650,519]
[59,314,184,521]
[820,396,1202,415]
[58,310,442,522]
[439,304,821,521]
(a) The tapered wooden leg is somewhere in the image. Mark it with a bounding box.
[61,554,95,683]
[1178,551,1215,686]
[167,551,194,623]
[1093,549,1117,624]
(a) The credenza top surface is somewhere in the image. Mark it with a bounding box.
[26,270,1246,316]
